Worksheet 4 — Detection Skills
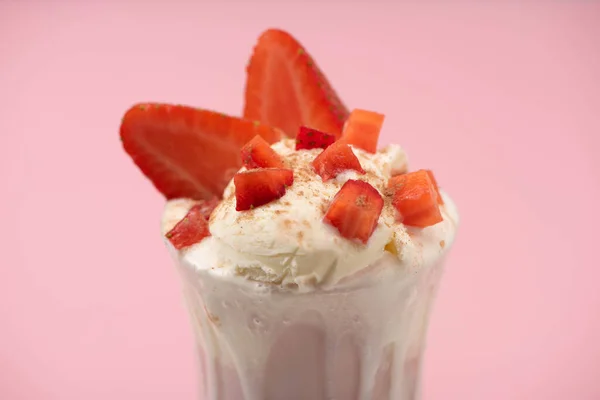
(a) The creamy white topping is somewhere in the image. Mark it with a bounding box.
[162,139,458,290]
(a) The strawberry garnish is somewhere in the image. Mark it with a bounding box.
[234,168,294,211]
[311,142,365,181]
[240,135,285,169]
[295,126,336,150]
[165,202,213,249]
[243,29,349,139]
[324,180,384,244]
[339,109,384,153]
[387,170,443,228]
[120,103,284,200]
[426,170,444,205]
[194,197,221,219]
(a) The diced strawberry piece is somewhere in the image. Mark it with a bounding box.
[240,135,285,169]
[243,29,349,139]
[165,204,211,249]
[295,126,336,150]
[120,103,284,200]
[400,206,443,228]
[387,170,442,227]
[234,168,294,211]
[324,180,384,244]
[391,170,443,205]
[194,197,221,220]
[426,170,444,205]
[311,142,365,181]
[338,109,384,153]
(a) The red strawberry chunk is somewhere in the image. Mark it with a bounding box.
[324,180,384,244]
[296,126,336,150]
[339,109,384,153]
[388,170,442,228]
[234,168,294,211]
[194,197,221,220]
[399,207,442,228]
[165,203,212,250]
[311,142,365,181]
[240,135,285,169]
[426,170,444,205]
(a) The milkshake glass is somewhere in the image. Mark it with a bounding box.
[161,139,459,400]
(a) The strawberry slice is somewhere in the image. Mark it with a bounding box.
[240,135,285,169]
[387,170,443,228]
[311,142,365,181]
[338,109,384,153]
[234,168,294,211]
[324,180,384,244]
[243,29,349,139]
[120,103,284,200]
[296,126,336,150]
[165,203,212,250]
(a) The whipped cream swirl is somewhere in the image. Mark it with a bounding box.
[162,139,458,289]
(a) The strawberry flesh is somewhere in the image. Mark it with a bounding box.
[120,103,284,200]
[311,142,365,181]
[324,180,384,244]
[234,168,294,211]
[296,126,336,150]
[388,170,442,227]
[339,109,385,153]
[426,170,444,205]
[243,29,349,139]
[240,135,285,169]
[194,197,221,220]
[165,203,213,250]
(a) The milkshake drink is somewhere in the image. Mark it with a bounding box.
[162,138,457,400]
[120,29,458,400]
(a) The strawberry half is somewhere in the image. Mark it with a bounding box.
[243,29,349,139]
[120,103,284,200]
[339,109,385,153]
[240,135,285,169]
[388,170,443,228]
[165,202,213,250]
[296,126,336,150]
[311,142,365,181]
[324,180,384,244]
[234,168,294,211]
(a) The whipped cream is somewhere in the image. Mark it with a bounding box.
[162,139,459,290]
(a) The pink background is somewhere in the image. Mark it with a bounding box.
[1,1,599,399]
